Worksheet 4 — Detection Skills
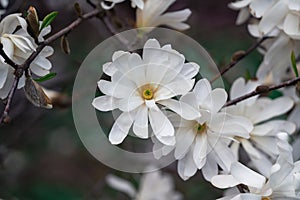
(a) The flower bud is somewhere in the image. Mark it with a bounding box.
[61,35,71,55]
[26,6,40,39]
[24,76,52,109]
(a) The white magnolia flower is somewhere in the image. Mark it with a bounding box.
[106,170,183,200]
[226,78,296,176]
[136,0,191,32]
[283,86,300,131]
[213,141,300,199]
[0,14,54,99]
[0,14,53,99]
[92,39,200,145]
[229,0,275,25]
[154,79,253,181]
[101,0,144,10]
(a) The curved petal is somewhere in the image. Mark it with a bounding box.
[174,127,195,159]
[92,95,117,111]
[133,105,149,139]
[109,111,135,145]
[106,174,137,198]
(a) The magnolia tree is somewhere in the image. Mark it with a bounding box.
[1,0,300,199]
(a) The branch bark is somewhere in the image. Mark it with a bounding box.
[224,76,300,107]
[210,37,268,83]
[0,8,102,123]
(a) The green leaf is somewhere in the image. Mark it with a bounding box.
[34,72,57,82]
[291,51,299,77]
[40,11,58,31]
[268,90,283,99]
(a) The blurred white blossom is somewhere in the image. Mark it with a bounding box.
[213,141,300,199]
[92,38,200,145]
[226,78,296,176]
[106,170,182,200]
[0,14,54,99]
[153,79,253,181]
[136,0,191,32]
[101,0,144,10]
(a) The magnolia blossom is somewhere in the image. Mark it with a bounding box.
[229,0,275,25]
[0,14,54,99]
[213,141,300,199]
[136,0,191,32]
[93,39,200,145]
[154,79,253,181]
[101,0,144,10]
[106,170,182,200]
[226,78,296,176]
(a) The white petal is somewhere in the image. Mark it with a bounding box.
[109,111,135,145]
[193,79,212,104]
[236,8,250,25]
[180,62,200,79]
[250,0,274,18]
[103,62,117,76]
[202,88,227,114]
[231,162,266,188]
[283,13,300,36]
[158,99,200,120]
[148,103,175,145]
[174,128,195,159]
[155,78,194,101]
[106,174,137,198]
[177,148,198,180]
[117,96,144,112]
[250,97,294,124]
[0,63,8,88]
[202,154,218,181]
[228,0,251,9]
[259,2,289,35]
[92,95,116,111]
[211,174,240,189]
[193,134,207,169]
[240,138,261,159]
[133,105,149,139]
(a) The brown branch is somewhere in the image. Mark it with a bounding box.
[224,76,300,107]
[0,43,18,70]
[1,8,102,123]
[0,77,19,124]
[210,37,268,83]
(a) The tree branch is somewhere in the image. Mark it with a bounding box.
[224,76,300,107]
[0,43,18,70]
[210,37,268,83]
[1,8,103,123]
[0,77,19,124]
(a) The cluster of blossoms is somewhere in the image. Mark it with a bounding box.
[0,13,53,99]
[93,37,298,198]
[91,0,300,199]
[229,0,300,84]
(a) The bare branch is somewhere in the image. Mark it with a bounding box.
[210,37,268,83]
[1,8,103,123]
[224,77,300,107]
[0,43,18,70]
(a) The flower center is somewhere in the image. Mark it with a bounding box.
[195,123,207,135]
[261,197,270,200]
[142,88,153,100]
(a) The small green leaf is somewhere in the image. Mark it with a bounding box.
[40,11,58,31]
[34,72,57,82]
[291,51,299,77]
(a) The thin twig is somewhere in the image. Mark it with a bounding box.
[210,37,268,83]
[0,43,18,70]
[224,76,300,107]
[0,77,19,123]
[0,8,102,123]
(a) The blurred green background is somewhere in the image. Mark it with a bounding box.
[0,0,262,199]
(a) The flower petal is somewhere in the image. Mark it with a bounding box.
[109,111,135,145]
[158,99,200,120]
[106,174,137,198]
[133,105,149,139]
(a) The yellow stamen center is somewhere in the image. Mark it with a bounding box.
[262,197,271,200]
[143,88,153,100]
[195,123,207,135]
